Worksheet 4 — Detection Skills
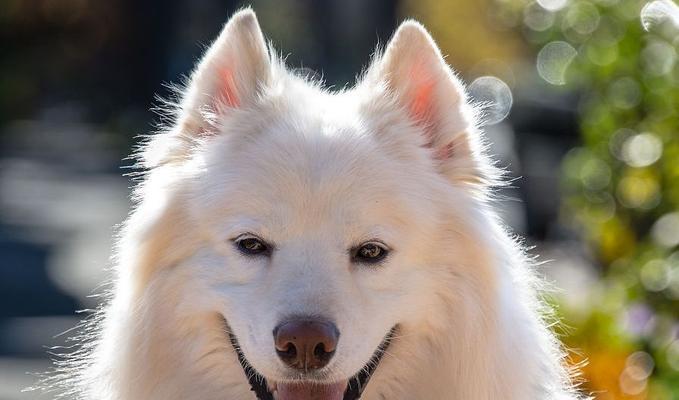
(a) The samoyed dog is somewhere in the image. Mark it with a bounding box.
[45,8,586,400]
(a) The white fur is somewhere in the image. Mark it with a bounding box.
[42,8,587,400]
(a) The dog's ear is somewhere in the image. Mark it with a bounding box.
[370,21,491,186]
[178,8,271,136]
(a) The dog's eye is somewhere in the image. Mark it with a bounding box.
[353,242,389,264]
[234,235,270,256]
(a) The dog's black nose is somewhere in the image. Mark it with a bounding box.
[273,319,339,370]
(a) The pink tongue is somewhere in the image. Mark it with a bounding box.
[276,380,347,400]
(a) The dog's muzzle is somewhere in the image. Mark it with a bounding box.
[228,325,397,400]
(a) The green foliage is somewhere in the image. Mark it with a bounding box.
[506,0,679,397]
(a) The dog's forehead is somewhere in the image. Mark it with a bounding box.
[222,124,399,208]
[214,91,380,187]
[196,94,432,233]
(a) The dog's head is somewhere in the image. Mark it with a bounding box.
[133,9,497,400]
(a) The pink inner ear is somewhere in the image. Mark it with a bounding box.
[218,67,240,108]
[410,81,434,123]
[407,63,437,145]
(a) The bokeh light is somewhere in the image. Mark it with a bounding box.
[621,132,663,168]
[563,1,600,38]
[608,77,642,110]
[468,76,513,125]
[525,2,557,31]
[642,40,677,76]
[537,0,569,12]
[640,259,671,292]
[651,212,679,248]
[641,0,679,32]
[537,40,577,85]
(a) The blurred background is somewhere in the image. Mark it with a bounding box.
[1,0,678,398]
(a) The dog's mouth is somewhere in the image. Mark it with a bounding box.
[228,326,397,400]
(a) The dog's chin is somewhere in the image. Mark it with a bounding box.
[227,325,397,400]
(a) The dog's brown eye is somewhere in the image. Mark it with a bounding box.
[235,236,270,256]
[353,242,389,264]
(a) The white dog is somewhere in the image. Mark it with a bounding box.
[44,8,586,400]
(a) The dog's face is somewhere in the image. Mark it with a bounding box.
[140,10,491,400]
[192,108,442,396]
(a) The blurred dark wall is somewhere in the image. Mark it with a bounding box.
[1,0,398,154]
